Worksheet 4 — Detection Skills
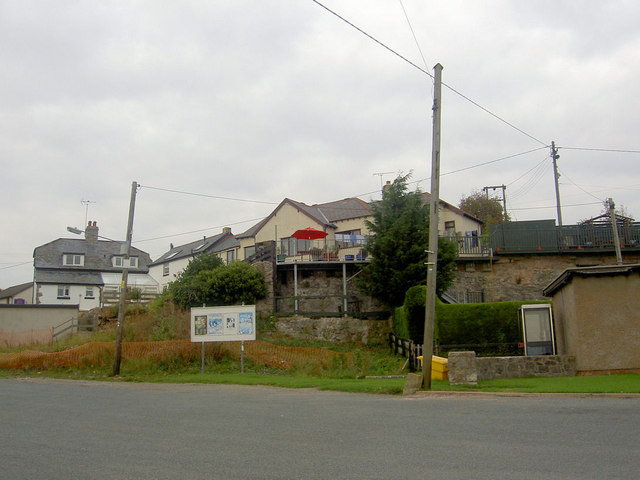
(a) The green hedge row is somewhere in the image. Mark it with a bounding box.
[394,285,549,347]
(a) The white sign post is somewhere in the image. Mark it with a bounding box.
[190,305,257,373]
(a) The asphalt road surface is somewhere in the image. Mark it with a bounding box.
[1,378,639,479]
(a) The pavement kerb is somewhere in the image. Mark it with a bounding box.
[406,390,640,399]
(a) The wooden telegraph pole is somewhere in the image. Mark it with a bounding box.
[113,181,138,376]
[422,64,443,389]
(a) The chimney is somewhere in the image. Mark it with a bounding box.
[382,180,392,196]
[85,221,99,242]
[223,227,232,235]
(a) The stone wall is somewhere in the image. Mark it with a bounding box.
[273,315,391,345]
[252,261,275,318]
[275,266,386,315]
[449,252,640,303]
[448,351,576,383]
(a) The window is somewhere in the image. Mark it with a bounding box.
[444,221,456,236]
[113,256,138,268]
[335,231,367,248]
[244,246,256,259]
[63,254,84,266]
[226,250,235,264]
[163,264,169,276]
[85,286,95,299]
[165,251,180,260]
[57,285,70,299]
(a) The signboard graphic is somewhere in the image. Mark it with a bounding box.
[190,305,256,342]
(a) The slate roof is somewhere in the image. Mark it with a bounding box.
[237,197,371,239]
[314,198,372,223]
[0,282,32,300]
[421,192,483,224]
[33,238,152,273]
[149,231,237,266]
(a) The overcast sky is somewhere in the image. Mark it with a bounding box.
[2,0,639,288]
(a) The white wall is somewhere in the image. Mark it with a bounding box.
[35,284,100,311]
[149,257,191,291]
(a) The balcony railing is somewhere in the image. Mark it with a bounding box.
[276,238,369,263]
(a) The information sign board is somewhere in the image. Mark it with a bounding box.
[190,305,256,343]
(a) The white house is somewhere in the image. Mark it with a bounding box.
[148,228,239,291]
[32,222,158,310]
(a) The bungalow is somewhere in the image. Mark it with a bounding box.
[33,221,158,310]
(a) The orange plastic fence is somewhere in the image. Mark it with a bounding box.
[0,340,351,371]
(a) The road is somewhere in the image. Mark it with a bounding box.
[1,378,639,479]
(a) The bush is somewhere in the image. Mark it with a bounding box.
[393,286,549,352]
[170,260,267,308]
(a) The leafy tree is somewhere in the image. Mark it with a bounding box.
[181,252,224,278]
[195,262,267,306]
[168,253,266,308]
[358,174,457,307]
[459,190,508,225]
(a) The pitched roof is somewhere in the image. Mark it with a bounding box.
[33,238,152,273]
[237,197,370,239]
[149,231,237,266]
[421,192,483,224]
[34,270,104,286]
[0,282,32,300]
[314,198,372,223]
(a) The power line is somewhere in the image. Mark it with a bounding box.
[310,0,548,146]
[510,201,601,211]
[0,261,32,271]
[398,0,429,71]
[560,147,640,154]
[135,217,267,243]
[557,168,605,203]
[139,185,279,205]
[439,147,549,178]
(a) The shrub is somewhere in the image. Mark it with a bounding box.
[393,285,549,352]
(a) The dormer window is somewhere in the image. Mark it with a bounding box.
[113,256,138,268]
[63,254,84,266]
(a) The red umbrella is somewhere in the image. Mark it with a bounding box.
[292,227,328,240]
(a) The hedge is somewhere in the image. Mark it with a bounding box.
[395,285,549,348]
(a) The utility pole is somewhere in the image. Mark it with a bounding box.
[483,185,507,221]
[113,181,138,376]
[422,63,443,390]
[551,142,563,226]
[607,198,623,265]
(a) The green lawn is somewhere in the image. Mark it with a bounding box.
[2,368,639,395]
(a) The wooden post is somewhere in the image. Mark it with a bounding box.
[422,64,443,389]
[112,181,138,376]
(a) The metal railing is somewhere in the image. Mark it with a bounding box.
[489,222,640,253]
[275,238,369,263]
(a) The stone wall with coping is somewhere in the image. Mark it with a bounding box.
[448,351,576,384]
